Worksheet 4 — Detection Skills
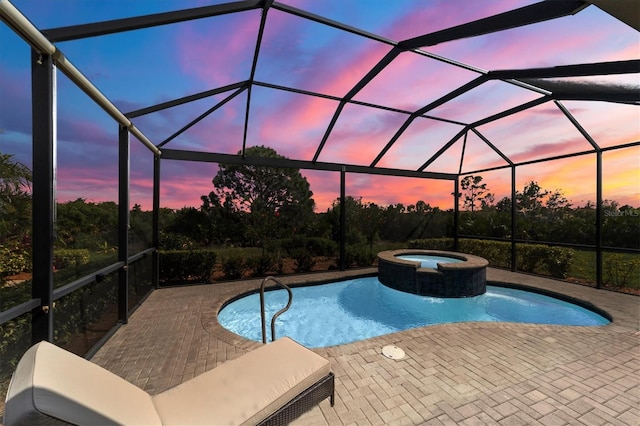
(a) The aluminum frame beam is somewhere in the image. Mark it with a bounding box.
[30,49,55,344]
[272,1,396,46]
[118,126,130,324]
[398,0,588,50]
[158,87,246,148]
[126,81,248,118]
[488,59,640,79]
[161,148,456,180]
[42,0,262,41]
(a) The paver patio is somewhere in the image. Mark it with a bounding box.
[90,268,639,425]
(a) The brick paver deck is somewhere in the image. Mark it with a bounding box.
[91,269,639,425]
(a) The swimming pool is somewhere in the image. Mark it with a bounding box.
[218,277,610,348]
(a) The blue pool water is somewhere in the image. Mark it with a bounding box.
[397,254,464,268]
[218,277,609,348]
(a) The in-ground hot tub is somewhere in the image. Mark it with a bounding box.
[377,249,489,297]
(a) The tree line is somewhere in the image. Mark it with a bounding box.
[1,147,638,282]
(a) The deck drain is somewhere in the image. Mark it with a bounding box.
[382,345,405,360]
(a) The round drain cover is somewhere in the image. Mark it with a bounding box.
[382,345,405,360]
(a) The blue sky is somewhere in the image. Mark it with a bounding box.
[1,0,638,210]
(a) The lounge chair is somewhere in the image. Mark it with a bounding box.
[3,337,334,425]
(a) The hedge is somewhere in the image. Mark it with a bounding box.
[407,238,574,278]
[159,249,217,284]
[54,249,90,270]
[268,237,337,257]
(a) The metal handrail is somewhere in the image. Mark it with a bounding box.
[259,276,293,344]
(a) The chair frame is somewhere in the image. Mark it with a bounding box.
[258,372,335,425]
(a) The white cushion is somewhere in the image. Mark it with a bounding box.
[4,337,331,426]
[152,337,331,426]
[3,341,162,426]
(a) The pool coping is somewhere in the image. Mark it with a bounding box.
[378,249,489,270]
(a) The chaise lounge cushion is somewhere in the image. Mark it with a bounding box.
[4,337,332,426]
[4,340,162,425]
[152,336,331,425]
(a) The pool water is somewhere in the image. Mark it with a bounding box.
[218,277,609,348]
[396,254,464,268]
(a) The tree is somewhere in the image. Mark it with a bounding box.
[517,181,549,214]
[326,196,366,245]
[361,202,386,250]
[164,207,212,246]
[0,152,32,241]
[55,199,118,249]
[458,175,493,212]
[0,152,32,282]
[201,146,315,246]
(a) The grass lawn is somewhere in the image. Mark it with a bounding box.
[570,250,639,290]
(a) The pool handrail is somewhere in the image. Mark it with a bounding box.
[260,276,293,343]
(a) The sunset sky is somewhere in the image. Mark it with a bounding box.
[1,0,638,212]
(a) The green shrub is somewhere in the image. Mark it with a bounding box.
[271,237,336,257]
[0,280,31,311]
[0,314,31,387]
[159,232,197,250]
[344,244,376,267]
[516,244,549,272]
[407,238,454,251]
[221,253,247,280]
[54,249,90,270]
[274,257,285,275]
[159,250,217,283]
[304,237,337,257]
[247,253,278,277]
[0,243,29,280]
[458,239,511,268]
[290,248,315,273]
[543,247,574,279]
[604,255,640,289]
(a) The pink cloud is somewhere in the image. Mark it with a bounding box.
[159,160,219,209]
[428,80,543,124]
[354,52,479,111]
[176,11,260,88]
[345,174,456,210]
[476,104,596,162]
[378,0,534,42]
[302,170,341,211]
[309,172,455,213]
[427,4,638,70]
[460,148,640,209]
[318,106,409,165]
[57,167,119,204]
[378,119,465,170]
[560,101,640,149]
[256,8,394,97]
[252,92,339,160]
[512,138,588,164]
[460,133,511,173]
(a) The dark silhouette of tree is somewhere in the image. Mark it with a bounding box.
[517,181,549,214]
[201,146,315,246]
[458,175,493,211]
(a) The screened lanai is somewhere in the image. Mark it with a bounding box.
[0,0,639,386]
